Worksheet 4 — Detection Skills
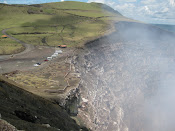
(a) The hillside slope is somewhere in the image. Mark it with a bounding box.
[0,75,87,131]
[0,1,131,54]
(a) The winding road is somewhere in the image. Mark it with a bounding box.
[0,28,55,74]
[0,28,35,62]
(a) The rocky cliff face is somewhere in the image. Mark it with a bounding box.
[75,22,175,131]
[0,76,87,131]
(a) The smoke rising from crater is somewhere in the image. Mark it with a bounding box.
[76,21,175,131]
[114,22,175,131]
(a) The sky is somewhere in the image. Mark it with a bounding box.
[0,0,175,24]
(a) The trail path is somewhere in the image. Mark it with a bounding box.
[0,28,55,74]
[0,28,35,62]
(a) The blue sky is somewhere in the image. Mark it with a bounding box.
[0,0,175,24]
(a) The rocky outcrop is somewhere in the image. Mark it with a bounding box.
[65,88,80,116]
[0,76,88,131]
[0,114,18,131]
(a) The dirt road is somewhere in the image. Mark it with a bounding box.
[0,28,35,61]
[0,28,55,74]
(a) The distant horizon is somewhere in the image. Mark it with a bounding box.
[148,22,175,25]
[0,0,175,25]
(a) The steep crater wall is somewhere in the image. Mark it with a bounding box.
[75,22,175,131]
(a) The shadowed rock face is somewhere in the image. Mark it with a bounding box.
[75,22,175,131]
[0,76,87,131]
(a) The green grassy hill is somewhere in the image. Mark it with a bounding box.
[0,75,87,131]
[0,1,130,54]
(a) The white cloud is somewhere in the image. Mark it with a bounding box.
[118,0,137,2]
[169,0,175,6]
[115,3,136,17]
[141,0,156,5]
[88,0,105,3]
[3,0,7,4]
[144,6,153,15]
[88,0,175,24]
[61,0,64,1]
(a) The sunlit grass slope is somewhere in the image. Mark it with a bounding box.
[0,38,24,54]
[0,1,128,54]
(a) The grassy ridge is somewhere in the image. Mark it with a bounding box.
[44,1,116,11]
[0,1,127,54]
